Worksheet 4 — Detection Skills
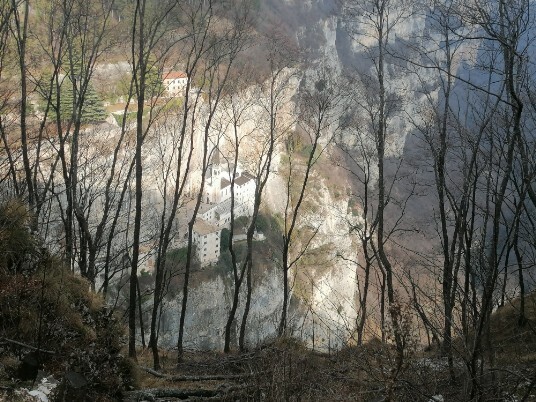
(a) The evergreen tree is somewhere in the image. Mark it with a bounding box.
[145,54,164,98]
[78,84,107,123]
[41,76,106,124]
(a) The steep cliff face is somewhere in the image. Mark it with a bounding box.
[155,0,533,351]
[259,0,438,153]
[286,177,362,350]
[154,0,412,351]
[158,172,362,351]
[159,269,284,350]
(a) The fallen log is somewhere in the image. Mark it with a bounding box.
[124,388,219,401]
[124,385,249,401]
[139,366,257,382]
[139,367,166,378]
[0,337,55,355]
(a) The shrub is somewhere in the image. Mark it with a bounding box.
[0,200,137,400]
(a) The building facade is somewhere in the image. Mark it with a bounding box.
[162,71,187,96]
[192,219,221,266]
[174,150,258,267]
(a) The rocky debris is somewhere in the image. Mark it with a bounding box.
[57,370,89,401]
[1,375,58,402]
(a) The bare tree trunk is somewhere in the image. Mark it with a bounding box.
[465,1,526,396]
[150,44,200,369]
[278,69,338,337]
[223,102,246,352]
[238,41,295,347]
[238,258,252,351]
[178,1,249,359]
[129,0,148,361]
[137,277,146,349]
[373,5,405,374]
[12,0,35,219]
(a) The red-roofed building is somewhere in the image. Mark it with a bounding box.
[162,71,188,96]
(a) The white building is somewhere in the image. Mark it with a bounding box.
[233,173,255,213]
[162,71,187,96]
[174,150,258,267]
[203,151,255,215]
[192,218,221,266]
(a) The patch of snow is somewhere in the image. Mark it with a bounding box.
[15,376,58,402]
[28,390,48,402]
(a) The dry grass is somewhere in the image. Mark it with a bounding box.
[490,292,536,364]
[132,293,536,401]
[134,339,404,401]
